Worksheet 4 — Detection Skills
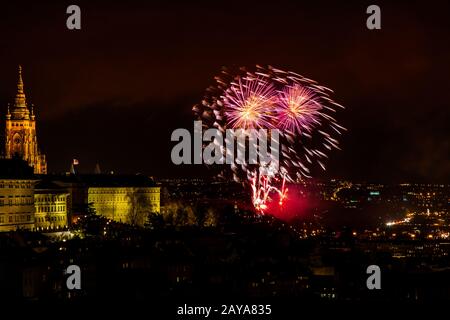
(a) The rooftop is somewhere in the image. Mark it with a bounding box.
[44,173,157,188]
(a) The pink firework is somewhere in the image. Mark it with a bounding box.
[193,65,345,215]
[276,84,323,134]
[223,76,275,129]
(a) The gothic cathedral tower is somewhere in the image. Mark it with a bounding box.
[5,66,47,174]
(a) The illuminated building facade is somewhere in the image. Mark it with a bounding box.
[4,66,47,174]
[0,159,36,232]
[52,174,160,226]
[88,186,160,225]
[34,181,69,231]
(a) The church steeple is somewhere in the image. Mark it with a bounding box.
[15,65,27,108]
[4,65,47,174]
[11,65,30,119]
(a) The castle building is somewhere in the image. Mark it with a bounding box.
[0,159,36,232]
[0,160,70,232]
[52,174,160,226]
[88,185,160,226]
[34,180,69,231]
[5,66,47,174]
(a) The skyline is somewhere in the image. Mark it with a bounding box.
[1,2,450,308]
[0,1,449,182]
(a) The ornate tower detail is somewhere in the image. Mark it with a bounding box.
[5,66,47,174]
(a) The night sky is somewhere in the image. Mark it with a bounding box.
[0,0,449,182]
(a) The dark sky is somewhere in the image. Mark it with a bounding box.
[0,0,449,182]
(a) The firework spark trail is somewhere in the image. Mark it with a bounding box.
[193,65,345,214]
[250,170,288,214]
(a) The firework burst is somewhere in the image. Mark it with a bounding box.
[276,84,322,134]
[223,76,275,129]
[193,65,345,214]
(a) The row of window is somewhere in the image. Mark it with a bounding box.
[0,214,32,223]
[88,197,159,202]
[0,195,33,198]
[0,182,33,188]
[35,216,66,223]
[36,196,66,202]
[0,214,67,224]
[0,198,34,206]
[9,122,34,127]
[36,205,66,213]
[89,189,159,194]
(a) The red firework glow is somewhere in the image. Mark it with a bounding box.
[252,183,313,222]
[250,171,288,214]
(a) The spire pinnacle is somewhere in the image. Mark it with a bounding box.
[31,103,35,120]
[10,65,30,120]
[6,103,11,120]
[15,65,27,108]
[18,65,23,86]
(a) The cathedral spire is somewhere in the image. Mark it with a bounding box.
[15,65,27,108]
[4,66,47,174]
[11,65,30,119]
